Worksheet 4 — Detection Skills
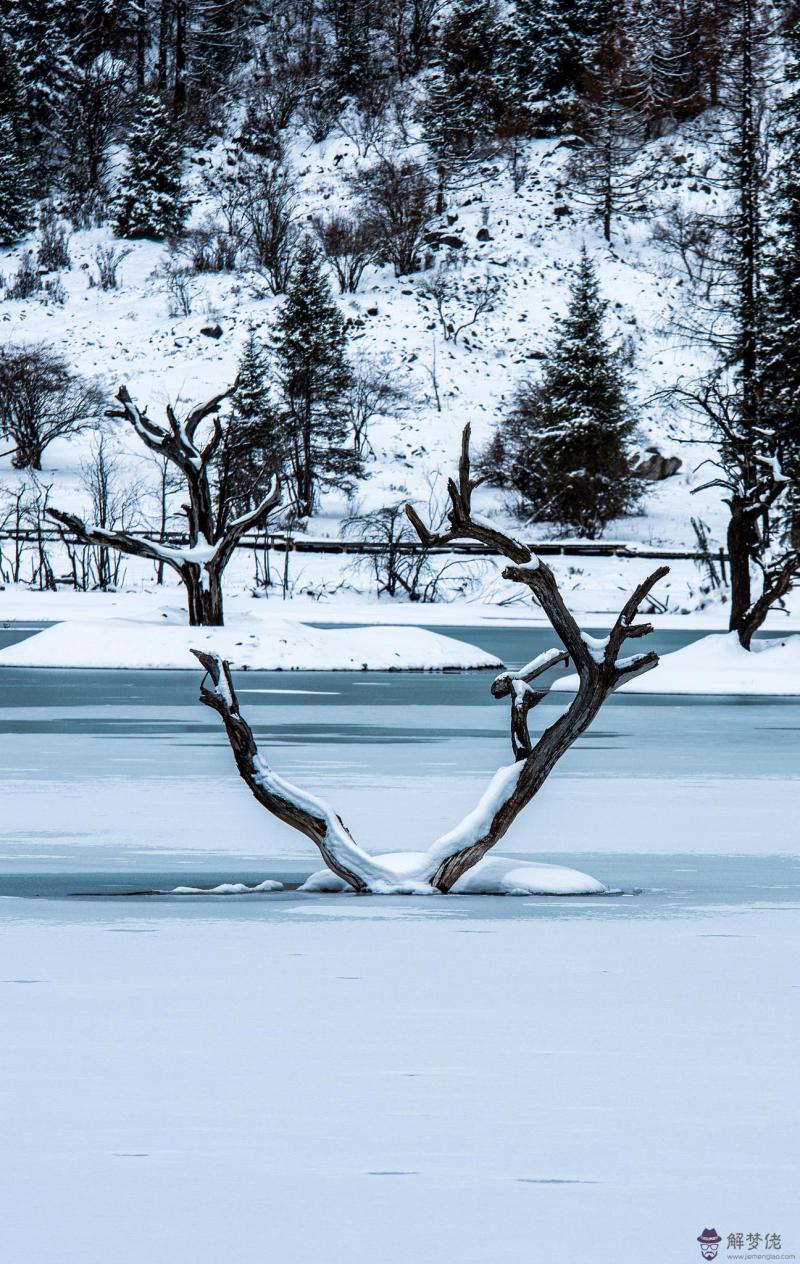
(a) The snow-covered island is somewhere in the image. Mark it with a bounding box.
[0,615,503,671]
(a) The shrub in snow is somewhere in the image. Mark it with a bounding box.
[156,254,198,317]
[353,157,435,277]
[310,211,380,294]
[90,244,131,291]
[5,252,43,301]
[36,203,71,271]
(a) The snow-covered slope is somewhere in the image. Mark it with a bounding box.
[0,119,774,621]
[0,131,722,519]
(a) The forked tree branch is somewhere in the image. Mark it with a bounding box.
[194,427,668,894]
[405,426,668,890]
[193,651,391,892]
[47,381,280,626]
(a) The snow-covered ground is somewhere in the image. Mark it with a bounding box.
[3,606,800,691]
[2,882,798,1264]
[2,630,798,1259]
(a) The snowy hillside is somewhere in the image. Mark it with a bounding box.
[2,0,798,633]
[1,127,726,552]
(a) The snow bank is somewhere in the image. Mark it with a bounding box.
[0,617,502,672]
[300,852,609,896]
[553,632,800,696]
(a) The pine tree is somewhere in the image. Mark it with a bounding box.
[324,0,376,103]
[0,35,35,244]
[421,0,506,207]
[502,0,603,132]
[115,92,186,240]
[215,329,281,530]
[272,238,356,517]
[487,248,638,537]
[569,6,651,242]
[625,0,700,135]
[3,0,75,179]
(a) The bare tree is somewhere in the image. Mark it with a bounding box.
[354,157,435,276]
[239,159,300,293]
[77,436,142,590]
[156,255,198,316]
[47,384,280,625]
[673,376,799,648]
[0,345,103,470]
[193,426,667,893]
[202,156,299,293]
[310,211,379,293]
[345,353,409,457]
[417,266,500,344]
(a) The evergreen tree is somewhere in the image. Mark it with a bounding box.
[421,0,506,207]
[569,9,650,242]
[625,0,700,134]
[3,0,75,179]
[0,34,35,244]
[272,238,357,517]
[502,0,603,132]
[486,248,638,537]
[115,92,186,239]
[215,329,281,531]
[323,0,376,103]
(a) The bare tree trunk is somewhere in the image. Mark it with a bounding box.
[173,0,187,116]
[48,385,280,627]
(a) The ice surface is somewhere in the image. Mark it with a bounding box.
[1,889,797,1264]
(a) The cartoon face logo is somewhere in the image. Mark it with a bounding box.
[697,1228,722,1260]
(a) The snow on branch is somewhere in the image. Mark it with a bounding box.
[193,650,390,892]
[48,380,281,626]
[194,429,668,894]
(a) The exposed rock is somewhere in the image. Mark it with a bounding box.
[424,231,465,249]
[631,447,682,480]
[476,227,492,241]
[200,323,223,339]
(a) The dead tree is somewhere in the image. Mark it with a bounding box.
[193,426,668,893]
[48,385,280,626]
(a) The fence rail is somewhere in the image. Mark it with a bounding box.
[0,529,727,564]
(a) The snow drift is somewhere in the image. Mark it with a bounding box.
[554,632,800,696]
[300,853,609,896]
[0,617,502,672]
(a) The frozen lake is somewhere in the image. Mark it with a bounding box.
[1,623,798,1261]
